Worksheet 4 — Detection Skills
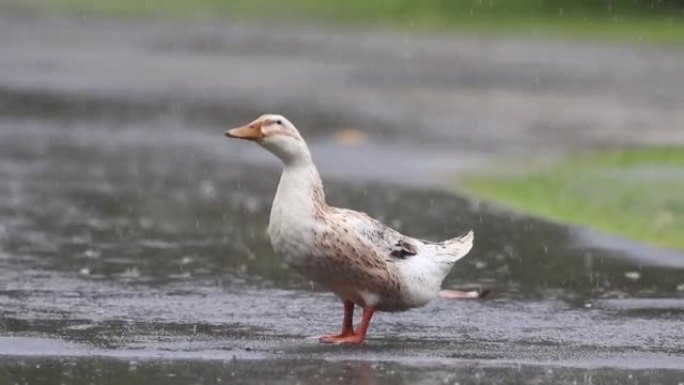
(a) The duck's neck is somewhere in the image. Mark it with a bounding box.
[273,160,327,218]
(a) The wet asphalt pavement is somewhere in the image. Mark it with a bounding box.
[1,12,684,385]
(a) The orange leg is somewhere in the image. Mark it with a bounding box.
[320,305,375,345]
[319,300,355,343]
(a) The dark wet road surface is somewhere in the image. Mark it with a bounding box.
[1,13,684,385]
[1,90,684,384]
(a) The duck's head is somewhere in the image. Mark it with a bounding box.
[225,114,311,165]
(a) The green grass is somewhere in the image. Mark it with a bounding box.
[5,0,684,44]
[459,148,684,250]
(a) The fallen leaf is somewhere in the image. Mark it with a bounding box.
[334,128,366,145]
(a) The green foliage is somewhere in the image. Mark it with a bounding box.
[7,0,684,44]
[459,148,684,250]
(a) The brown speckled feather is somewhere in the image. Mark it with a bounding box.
[306,207,419,307]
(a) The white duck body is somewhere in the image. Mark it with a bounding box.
[267,162,321,272]
[251,116,474,312]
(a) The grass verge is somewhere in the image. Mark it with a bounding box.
[459,147,684,250]
[4,0,684,45]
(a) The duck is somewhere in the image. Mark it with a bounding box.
[225,114,475,344]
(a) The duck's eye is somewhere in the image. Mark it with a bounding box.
[276,120,282,125]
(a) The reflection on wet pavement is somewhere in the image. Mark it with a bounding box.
[0,43,683,385]
[4,356,683,385]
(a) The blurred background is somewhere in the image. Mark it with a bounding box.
[0,1,683,384]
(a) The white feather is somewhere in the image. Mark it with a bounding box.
[248,114,475,312]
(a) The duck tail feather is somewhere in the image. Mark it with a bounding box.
[438,230,474,264]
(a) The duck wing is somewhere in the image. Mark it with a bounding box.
[327,207,419,261]
[327,207,473,266]
[316,207,473,310]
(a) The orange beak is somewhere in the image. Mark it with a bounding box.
[225,120,264,141]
